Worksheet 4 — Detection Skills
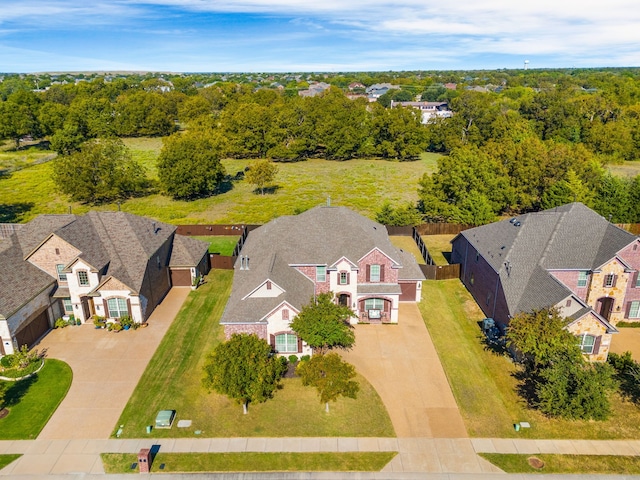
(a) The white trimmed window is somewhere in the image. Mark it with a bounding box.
[636,273,640,288]
[370,264,381,282]
[339,272,348,285]
[316,266,326,282]
[577,271,588,287]
[62,298,73,314]
[56,264,67,282]
[77,270,89,286]
[604,273,616,288]
[630,301,640,319]
[107,298,128,318]
[275,333,298,353]
[577,334,596,354]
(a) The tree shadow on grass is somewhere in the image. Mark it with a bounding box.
[1,374,38,409]
[252,185,281,195]
[0,202,34,223]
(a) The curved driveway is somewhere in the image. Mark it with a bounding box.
[341,303,467,438]
[36,287,191,440]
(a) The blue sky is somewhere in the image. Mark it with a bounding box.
[1,1,639,72]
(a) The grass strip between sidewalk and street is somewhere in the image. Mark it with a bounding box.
[0,454,21,470]
[101,452,397,473]
[0,359,72,440]
[480,453,640,474]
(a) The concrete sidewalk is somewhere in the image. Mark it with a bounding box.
[3,436,640,476]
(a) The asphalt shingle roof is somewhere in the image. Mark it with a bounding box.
[458,203,637,316]
[220,206,425,324]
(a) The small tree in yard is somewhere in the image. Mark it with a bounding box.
[290,292,356,355]
[202,333,286,414]
[245,159,279,195]
[507,307,617,420]
[297,353,359,412]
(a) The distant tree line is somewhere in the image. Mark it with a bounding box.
[2,69,640,217]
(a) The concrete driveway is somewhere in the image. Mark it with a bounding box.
[341,303,467,438]
[35,287,191,440]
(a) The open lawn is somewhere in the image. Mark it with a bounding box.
[192,235,239,255]
[420,279,640,439]
[607,161,640,179]
[101,452,397,474]
[0,137,438,224]
[480,453,640,474]
[0,359,72,440]
[389,236,425,264]
[0,147,54,173]
[116,269,394,439]
[421,234,455,265]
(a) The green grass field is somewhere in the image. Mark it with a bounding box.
[0,359,72,440]
[420,279,640,439]
[480,453,640,474]
[0,137,439,224]
[115,269,394,439]
[101,452,397,473]
[192,236,239,255]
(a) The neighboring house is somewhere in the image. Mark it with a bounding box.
[390,101,453,124]
[220,206,425,357]
[298,82,331,97]
[0,211,209,356]
[452,203,640,362]
[366,83,399,100]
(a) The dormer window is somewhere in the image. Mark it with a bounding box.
[369,264,381,283]
[339,272,349,285]
[77,270,89,286]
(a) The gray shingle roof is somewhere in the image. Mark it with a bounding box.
[459,203,637,316]
[169,235,210,267]
[0,234,55,318]
[220,206,424,324]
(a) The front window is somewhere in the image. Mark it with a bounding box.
[62,298,73,314]
[636,273,640,288]
[578,334,596,354]
[275,333,298,353]
[77,270,89,286]
[56,264,67,282]
[577,271,588,287]
[107,298,128,318]
[370,264,381,282]
[316,266,326,282]
[604,274,616,288]
[630,301,640,319]
[340,272,348,285]
[365,298,384,319]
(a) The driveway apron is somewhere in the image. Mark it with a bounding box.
[341,303,467,438]
[35,287,191,440]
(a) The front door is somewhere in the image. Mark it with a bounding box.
[338,294,350,307]
[597,297,614,320]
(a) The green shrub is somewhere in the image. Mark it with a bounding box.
[111,323,123,332]
[54,318,68,329]
[0,355,16,369]
[119,316,133,328]
[288,355,299,363]
[300,355,311,362]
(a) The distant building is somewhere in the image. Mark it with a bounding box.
[390,101,452,124]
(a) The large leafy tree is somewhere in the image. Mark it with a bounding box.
[290,292,356,355]
[296,353,359,413]
[202,333,286,414]
[507,307,617,420]
[157,132,226,199]
[52,138,146,204]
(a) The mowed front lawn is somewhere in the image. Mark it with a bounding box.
[116,269,394,438]
[0,359,72,440]
[421,279,640,439]
[192,236,239,255]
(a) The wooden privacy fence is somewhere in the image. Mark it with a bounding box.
[210,254,236,270]
[176,224,260,236]
[420,264,461,281]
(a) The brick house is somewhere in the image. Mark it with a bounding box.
[220,206,425,357]
[0,211,209,356]
[451,202,640,361]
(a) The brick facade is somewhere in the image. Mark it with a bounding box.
[567,313,611,362]
[27,235,81,280]
[224,323,268,340]
[357,249,398,284]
